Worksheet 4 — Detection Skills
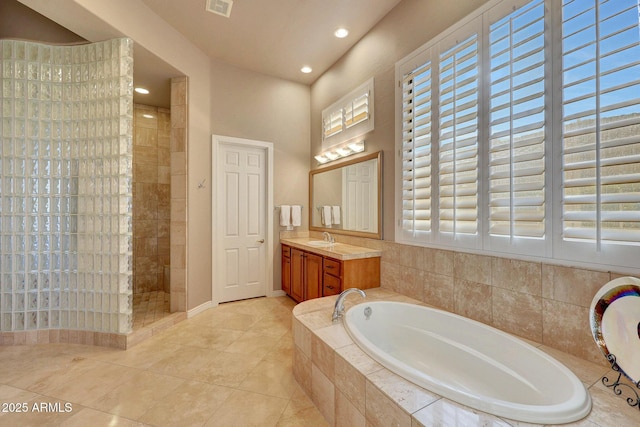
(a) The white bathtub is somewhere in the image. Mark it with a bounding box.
[344,301,591,424]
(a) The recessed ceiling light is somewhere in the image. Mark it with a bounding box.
[134,87,149,94]
[301,66,313,74]
[334,28,349,38]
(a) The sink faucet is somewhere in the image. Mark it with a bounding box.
[322,231,335,244]
[332,288,366,322]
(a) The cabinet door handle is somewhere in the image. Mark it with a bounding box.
[326,265,334,269]
[326,285,335,290]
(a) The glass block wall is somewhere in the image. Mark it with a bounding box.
[0,38,134,335]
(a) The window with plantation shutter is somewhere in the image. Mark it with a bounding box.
[321,78,374,150]
[438,33,480,239]
[395,0,640,271]
[488,0,547,251]
[400,56,433,236]
[558,0,640,261]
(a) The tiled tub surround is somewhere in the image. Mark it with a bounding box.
[343,301,592,424]
[305,232,632,366]
[293,288,640,426]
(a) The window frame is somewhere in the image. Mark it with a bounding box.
[550,0,640,269]
[394,0,640,273]
[322,78,375,151]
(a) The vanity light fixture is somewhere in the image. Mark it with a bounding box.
[334,28,349,38]
[314,154,329,164]
[335,147,351,157]
[134,87,149,94]
[314,140,365,164]
[301,66,313,74]
[348,141,365,152]
[325,151,340,161]
[142,114,154,119]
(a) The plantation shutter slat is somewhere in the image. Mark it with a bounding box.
[488,0,546,239]
[491,181,544,193]
[561,0,640,244]
[323,110,342,139]
[490,90,543,114]
[345,93,369,128]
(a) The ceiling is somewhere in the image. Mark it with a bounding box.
[16,0,403,108]
[139,0,403,85]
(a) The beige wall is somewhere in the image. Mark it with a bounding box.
[311,0,488,241]
[0,0,85,43]
[210,60,310,216]
[210,60,311,292]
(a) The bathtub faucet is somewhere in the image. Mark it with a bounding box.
[332,288,366,322]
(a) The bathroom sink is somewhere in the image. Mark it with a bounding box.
[305,240,338,247]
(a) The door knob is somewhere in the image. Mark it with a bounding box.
[257,239,265,243]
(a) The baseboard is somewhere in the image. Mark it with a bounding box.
[187,301,215,318]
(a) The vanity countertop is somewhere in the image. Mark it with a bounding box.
[280,237,382,261]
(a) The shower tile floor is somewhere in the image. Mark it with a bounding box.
[132,291,172,330]
[0,296,328,427]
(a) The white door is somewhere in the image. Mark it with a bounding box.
[215,141,268,303]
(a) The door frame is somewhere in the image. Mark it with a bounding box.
[211,134,274,305]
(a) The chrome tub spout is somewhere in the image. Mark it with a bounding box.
[332,288,366,322]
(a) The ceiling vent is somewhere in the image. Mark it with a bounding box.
[206,0,234,18]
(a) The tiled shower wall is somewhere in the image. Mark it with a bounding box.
[169,77,187,313]
[133,104,170,294]
[313,232,624,366]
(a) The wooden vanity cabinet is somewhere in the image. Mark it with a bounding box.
[288,247,304,302]
[304,252,323,300]
[322,258,341,296]
[323,256,381,297]
[282,244,380,302]
[288,247,323,302]
[281,245,291,296]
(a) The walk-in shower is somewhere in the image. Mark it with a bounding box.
[0,38,134,343]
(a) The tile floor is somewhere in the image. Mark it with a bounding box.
[0,296,328,427]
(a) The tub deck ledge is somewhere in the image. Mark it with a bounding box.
[291,288,639,426]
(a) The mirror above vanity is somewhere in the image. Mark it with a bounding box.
[310,151,382,239]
